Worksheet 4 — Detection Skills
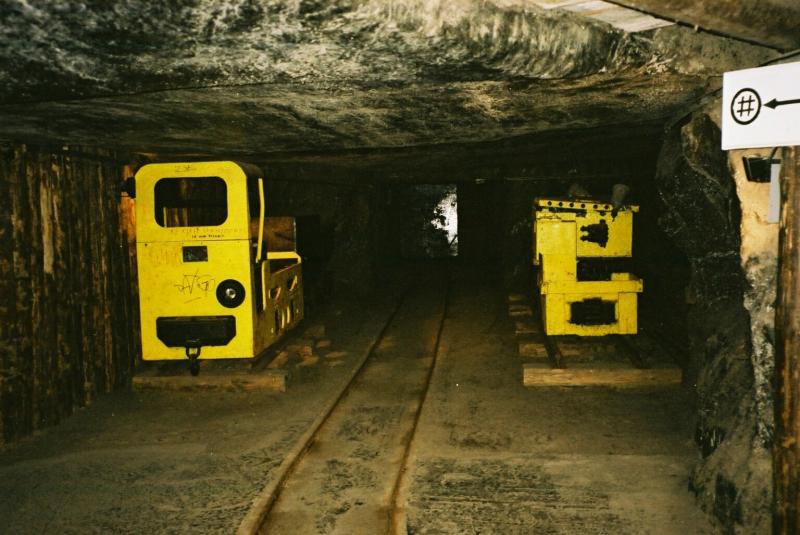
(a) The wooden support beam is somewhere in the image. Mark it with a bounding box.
[774,146,800,534]
[606,0,800,50]
[523,365,681,388]
[0,145,135,444]
[132,370,288,393]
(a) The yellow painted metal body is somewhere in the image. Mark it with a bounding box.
[135,161,303,361]
[533,198,643,336]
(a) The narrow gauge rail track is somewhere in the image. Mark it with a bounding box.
[522,297,682,389]
[531,298,646,371]
[540,332,647,370]
[238,271,450,535]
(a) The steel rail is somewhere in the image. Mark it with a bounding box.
[236,289,409,535]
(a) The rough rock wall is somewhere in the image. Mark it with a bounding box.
[727,145,778,446]
[263,179,377,302]
[0,0,765,104]
[0,143,136,446]
[654,113,772,533]
[0,1,774,155]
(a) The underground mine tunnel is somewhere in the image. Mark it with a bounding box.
[1,1,800,534]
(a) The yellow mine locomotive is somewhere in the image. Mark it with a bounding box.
[133,161,303,374]
[533,196,642,336]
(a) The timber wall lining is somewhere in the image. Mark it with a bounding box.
[0,143,135,445]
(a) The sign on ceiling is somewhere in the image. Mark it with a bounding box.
[721,61,800,150]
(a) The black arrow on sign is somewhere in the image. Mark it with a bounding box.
[765,97,800,109]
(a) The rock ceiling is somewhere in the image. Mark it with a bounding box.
[0,1,786,158]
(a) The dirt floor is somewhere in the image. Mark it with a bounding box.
[0,292,399,534]
[400,269,716,534]
[0,266,718,534]
[263,270,448,534]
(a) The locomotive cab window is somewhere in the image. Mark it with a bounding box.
[154,176,228,227]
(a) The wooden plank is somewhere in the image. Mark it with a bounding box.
[0,144,135,445]
[132,370,288,393]
[71,154,93,405]
[267,351,291,369]
[38,155,59,426]
[775,146,800,535]
[518,340,547,359]
[523,365,682,388]
[515,320,539,335]
[27,153,45,429]
[11,145,34,438]
[110,158,135,390]
[553,341,588,358]
[265,217,297,252]
[52,156,74,421]
[606,0,800,50]
[95,156,114,392]
[508,304,533,318]
[0,146,17,444]
[507,293,527,304]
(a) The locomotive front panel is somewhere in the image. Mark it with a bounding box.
[134,162,257,361]
[138,239,255,360]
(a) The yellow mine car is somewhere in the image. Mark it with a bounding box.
[533,197,643,336]
[133,161,303,374]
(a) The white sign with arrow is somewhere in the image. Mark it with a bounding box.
[722,61,800,150]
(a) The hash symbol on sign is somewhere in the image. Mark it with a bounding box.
[737,95,754,115]
[731,88,761,125]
